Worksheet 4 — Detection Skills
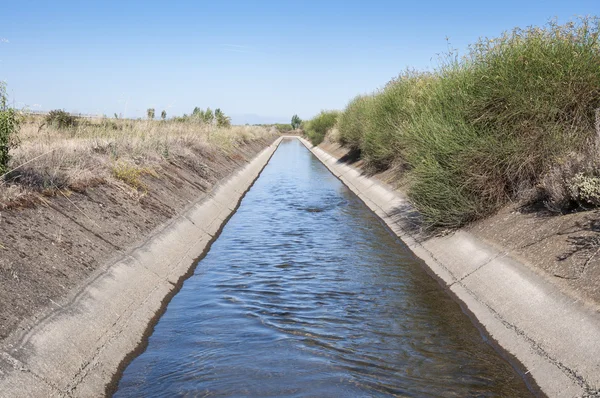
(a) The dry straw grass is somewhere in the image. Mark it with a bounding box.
[0,115,276,208]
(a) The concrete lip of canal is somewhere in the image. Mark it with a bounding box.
[113,138,534,397]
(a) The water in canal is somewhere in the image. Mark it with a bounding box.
[115,139,532,397]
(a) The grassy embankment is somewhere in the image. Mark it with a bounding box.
[303,111,339,145]
[306,18,600,228]
[0,110,277,209]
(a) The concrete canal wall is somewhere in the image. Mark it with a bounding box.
[0,138,284,398]
[299,137,600,398]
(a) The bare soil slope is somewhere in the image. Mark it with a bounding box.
[0,138,275,342]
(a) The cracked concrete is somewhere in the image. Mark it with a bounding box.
[299,137,600,398]
[0,137,284,398]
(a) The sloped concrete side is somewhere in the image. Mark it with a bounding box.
[299,137,600,398]
[0,137,284,398]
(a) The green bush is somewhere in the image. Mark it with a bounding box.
[361,71,433,171]
[46,109,77,129]
[0,83,20,175]
[337,95,374,150]
[204,108,214,124]
[215,108,231,128]
[336,17,600,227]
[273,123,293,133]
[305,111,339,145]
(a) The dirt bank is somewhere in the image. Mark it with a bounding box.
[0,136,276,343]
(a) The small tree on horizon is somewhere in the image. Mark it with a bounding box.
[215,108,231,128]
[147,108,155,120]
[161,110,167,120]
[192,106,204,121]
[203,107,214,124]
[291,114,302,129]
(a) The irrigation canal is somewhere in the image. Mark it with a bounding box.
[114,138,532,397]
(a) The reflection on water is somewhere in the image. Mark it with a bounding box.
[115,139,532,397]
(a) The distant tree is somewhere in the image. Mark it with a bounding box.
[291,114,302,129]
[161,110,167,120]
[45,109,76,128]
[192,106,204,121]
[147,108,155,120]
[203,107,214,124]
[114,113,119,119]
[215,108,231,128]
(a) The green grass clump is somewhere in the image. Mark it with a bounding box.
[337,17,600,228]
[46,109,77,129]
[337,95,374,150]
[364,71,434,171]
[305,110,340,145]
[0,83,21,175]
[273,123,294,133]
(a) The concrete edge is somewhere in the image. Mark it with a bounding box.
[298,137,600,398]
[0,136,285,398]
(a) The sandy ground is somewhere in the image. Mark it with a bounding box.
[319,141,600,310]
[0,137,276,342]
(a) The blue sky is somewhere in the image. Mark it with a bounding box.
[0,1,598,124]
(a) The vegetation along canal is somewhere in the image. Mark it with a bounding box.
[114,138,532,396]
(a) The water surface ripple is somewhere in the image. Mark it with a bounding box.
[115,139,532,397]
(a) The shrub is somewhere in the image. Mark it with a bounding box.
[46,109,77,129]
[305,111,339,145]
[337,95,374,150]
[336,17,600,227]
[204,108,214,124]
[0,83,20,175]
[191,107,205,122]
[215,108,231,128]
[568,173,600,207]
[112,161,157,192]
[274,123,293,133]
[361,71,433,171]
[161,110,167,120]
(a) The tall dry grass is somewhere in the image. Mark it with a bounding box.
[0,115,277,207]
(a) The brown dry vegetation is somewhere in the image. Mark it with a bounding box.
[0,115,278,341]
[1,115,277,208]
